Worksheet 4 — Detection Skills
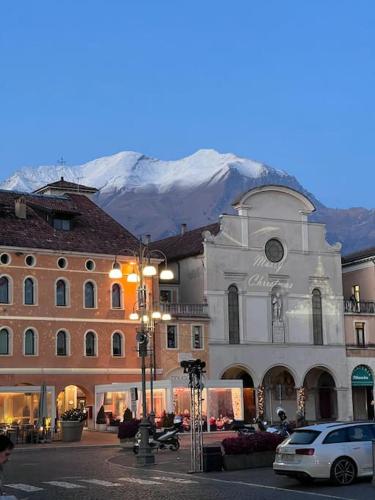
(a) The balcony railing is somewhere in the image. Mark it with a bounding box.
[344,300,375,314]
[346,343,375,349]
[160,303,209,317]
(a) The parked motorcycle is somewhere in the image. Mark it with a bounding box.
[133,426,180,454]
[231,420,256,436]
[264,407,292,438]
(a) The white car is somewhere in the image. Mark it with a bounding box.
[273,422,375,485]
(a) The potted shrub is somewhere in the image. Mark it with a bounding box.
[107,418,121,433]
[221,432,284,470]
[96,405,107,431]
[118,416,140,448]
[60,408,87,442]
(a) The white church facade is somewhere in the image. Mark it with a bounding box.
[156,185,352,423]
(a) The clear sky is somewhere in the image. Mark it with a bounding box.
[0,0,374,208]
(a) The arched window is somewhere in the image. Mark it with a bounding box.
[0,276,9,304]
[57,330,67,356]
[56,279,67,306]
[112,283,121,309]
[85,331,96,356]
[25,329,36,355]
[112,332,123,356]
[228,284,240,344]
[312,288,323,345]
[84,281,95,308]
[0,328,9,355]
[24,278,35,305]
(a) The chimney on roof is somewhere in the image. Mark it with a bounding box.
[61,176,64,181]
[15,197,27,219]
[180,223,187,235]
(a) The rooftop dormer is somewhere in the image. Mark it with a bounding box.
[33,177,98,199]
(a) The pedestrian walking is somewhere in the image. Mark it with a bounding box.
[0,435,15,499]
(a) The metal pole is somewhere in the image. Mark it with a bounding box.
[136,235,154,466]
[149,330,155,422]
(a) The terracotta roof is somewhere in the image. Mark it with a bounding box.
[34,178,98,194]
[342,246,375,265]
[151,223,220,261]
[0,189,139,255]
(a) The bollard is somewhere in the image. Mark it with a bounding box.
[372,440,375,484]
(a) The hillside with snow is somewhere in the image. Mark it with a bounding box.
[0,149,372,254]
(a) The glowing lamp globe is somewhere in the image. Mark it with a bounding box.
[143,265,157,277]
[160,269,174,280]
[109,262,122,279]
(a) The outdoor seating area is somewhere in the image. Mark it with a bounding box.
[0,423,53,444]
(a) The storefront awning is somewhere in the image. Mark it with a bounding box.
[352,366,373,387]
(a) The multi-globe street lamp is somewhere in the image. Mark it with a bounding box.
[109,235,173,466]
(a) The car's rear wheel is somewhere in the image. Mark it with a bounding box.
[330,457,356,486]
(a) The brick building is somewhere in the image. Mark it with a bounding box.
[0,179,158,427]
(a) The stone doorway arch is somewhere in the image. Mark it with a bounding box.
[303,367,337,422]
[262,366,296,423]
[221,366,255,422]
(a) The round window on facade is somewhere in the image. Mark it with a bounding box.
[25,255,36,267]
[265,239,284,263]
[57,257,68,269]
[0,253,10,265]
[85,259,95,271]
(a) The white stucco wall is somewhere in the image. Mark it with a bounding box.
[203,186,351,419]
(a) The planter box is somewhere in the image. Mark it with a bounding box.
[223,451,275,471]
[60,421,84,442]
[107,426,119,433]
[96,423,107,432]
[119,438,134,449]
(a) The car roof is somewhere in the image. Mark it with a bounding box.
[295,421,374,432]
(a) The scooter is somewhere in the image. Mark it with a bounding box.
[133,426,180,454]
[231,420,256,436]
[265,407,292,438]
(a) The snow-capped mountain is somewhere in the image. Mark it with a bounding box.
[0,149,372,254]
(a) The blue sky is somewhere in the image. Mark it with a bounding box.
[0,0,374,208]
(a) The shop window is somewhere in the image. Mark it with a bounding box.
[192,325,203,350]
[24,329,36,356]
[112,332,123,356]
[24,278,35,305]
[57,330,68,356]
[0,276,9,304]
[85,331,96,356]
[355,322,365,347]
[0,328,9,355]
[56,279,68,306]
[312,289,323,345]
[84,281,96,308]
[167,325,178,349]
[228,284,240,344]
[111,283,122,309]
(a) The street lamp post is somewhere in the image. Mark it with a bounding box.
[109,235,173,466]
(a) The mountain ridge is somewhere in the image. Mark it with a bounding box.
[1,149,372,255]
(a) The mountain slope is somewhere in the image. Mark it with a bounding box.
[0,149,372,255]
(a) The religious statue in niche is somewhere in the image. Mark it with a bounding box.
[271,286,285,343]
[272,290,282,321]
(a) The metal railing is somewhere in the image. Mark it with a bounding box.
[160,303,208,317]
[344,300,375,314]
[346,343,375,349]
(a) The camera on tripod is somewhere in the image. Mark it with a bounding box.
[180,359,206,374]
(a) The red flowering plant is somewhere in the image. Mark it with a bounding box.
[222,432,284,455]
[117,419,140,439]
